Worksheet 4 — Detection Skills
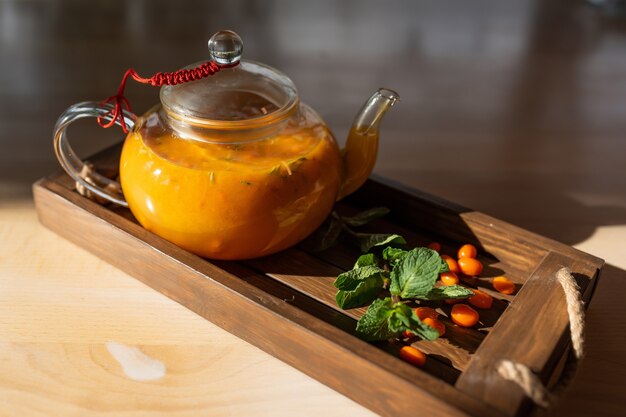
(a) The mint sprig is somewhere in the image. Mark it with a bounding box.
[322,208,475,343]
[334,241,472,341]
[334,265,385,309]
[304,207,406,253]
[355,298,439,342]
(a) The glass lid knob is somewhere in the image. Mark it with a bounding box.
[208,30,243,65]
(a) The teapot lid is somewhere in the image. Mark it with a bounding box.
[98,30,298,132]
[160,63,298,126]
[161,31,298,126]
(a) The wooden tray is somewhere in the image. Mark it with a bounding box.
[33,143,603,417]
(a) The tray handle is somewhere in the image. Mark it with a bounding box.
[454,251,598,414]
[53,101,135,207]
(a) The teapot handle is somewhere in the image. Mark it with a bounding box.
[53,102,135,207]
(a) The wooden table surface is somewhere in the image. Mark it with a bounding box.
[1,1,625,416]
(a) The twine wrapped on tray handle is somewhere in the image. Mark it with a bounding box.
[496,267,585,408]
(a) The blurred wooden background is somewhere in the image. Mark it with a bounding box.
[1,0,625,416]
[2,0,626,250]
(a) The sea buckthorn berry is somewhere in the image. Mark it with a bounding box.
[423,317,446,337]
[493,276,516,295]
[427,242,441,253]
[445,298,463,305]
[468,289,493,309]
[415,306,439,321]
[457,257,483,276]
[440,271,459,286]
[458,244,477,259]
[399,346,427,367]
[441,255,460,274]
[402,330,414,339]
[451,304,480,327]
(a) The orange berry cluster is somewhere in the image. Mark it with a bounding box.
[399,242,517,368]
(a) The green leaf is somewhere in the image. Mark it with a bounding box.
[341,207,390,227]
[334,265,385,309]
[335,275,384,309]
[389,247,442,298]
[334,266,384,290]
[391,303,439,341]
[355,298,439,341]
[439,256,449,273]
[354,253,379,268]
[382,247,408,267]
[357,233,406,253]
[355,298,399,341]
[315,216,343,252]
[418,285,474,300]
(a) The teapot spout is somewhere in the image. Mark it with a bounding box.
[338,88,399,200]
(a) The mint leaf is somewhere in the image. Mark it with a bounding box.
[389,247,441,298]
[439,256,449,273]
[315,216,343,251]
[355,298,399,341]
[418,285,473,300]
[342,207,390,227]
[382,247,408,267]
[334,266,385,309]
[357,233,406,253]
[390,303,439,341]
[335,275,384,309]
[354,253,378,268]
[334,266,384,290]
[355,298,439,341]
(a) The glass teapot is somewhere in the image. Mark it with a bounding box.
[54,30,399,260]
